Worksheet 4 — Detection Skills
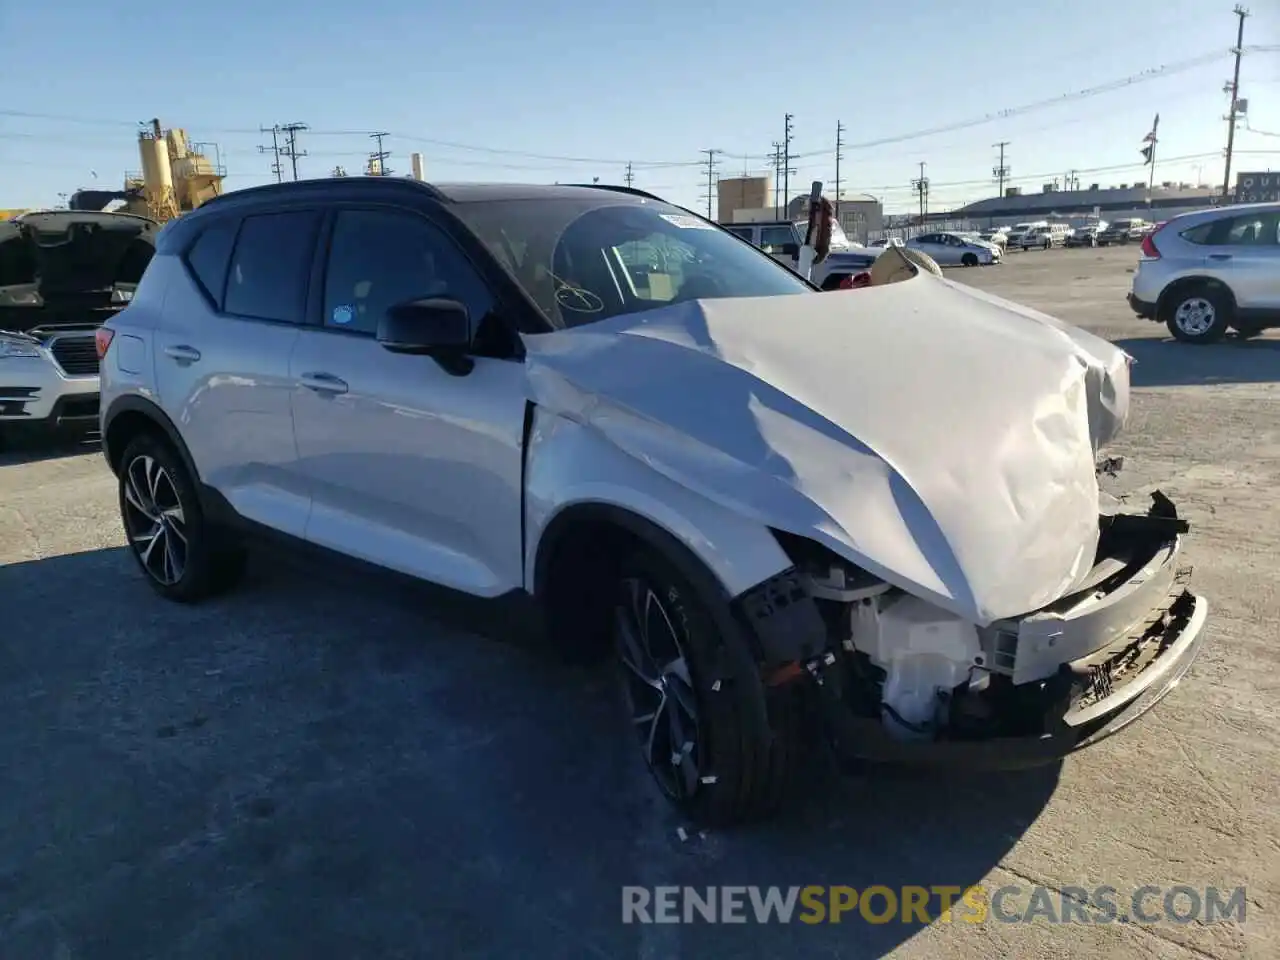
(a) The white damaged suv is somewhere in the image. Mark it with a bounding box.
[99,179,1209,824]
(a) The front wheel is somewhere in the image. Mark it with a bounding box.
[612,548,800,825]
[118,433,246,601]
[961,253,979,267]
[1164,286,1231,344]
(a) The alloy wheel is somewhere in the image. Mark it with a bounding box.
[614,577,702,800]
[1174,297,1216,337]
[122,454,188,585]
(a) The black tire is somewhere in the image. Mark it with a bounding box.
[1164,284,1231,344]
[118,432,246,602]
[961,253,979,267]
[612,547,801,825]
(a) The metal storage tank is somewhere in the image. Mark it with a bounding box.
[138,119,174,200]
[411,152,426,181]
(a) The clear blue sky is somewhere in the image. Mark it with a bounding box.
[3,0,1278,213]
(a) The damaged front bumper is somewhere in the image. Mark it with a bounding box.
[742,491,1210,771]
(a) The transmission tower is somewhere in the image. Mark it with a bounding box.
[624,162,634,187]
[1222,4,1250,200]
[700,149,721,219]
[278,123,308,181]
[782,113,794,213]
[911,161,930,223]
[368,131,392,176]
[993,141,1010,198]
[258,125,283,183]
[834,121,845,210]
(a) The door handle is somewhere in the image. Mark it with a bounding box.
[164,344,201,362]
[300,372,348,395]
[1208,253,1233,261]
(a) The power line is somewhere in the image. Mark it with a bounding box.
[1222,4,1250,200]
[700,149,721,219]
[993,141,1010,197]
[257,125,282,183]
[277,122,308,181]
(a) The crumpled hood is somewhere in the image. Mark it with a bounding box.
[523,271,1131,626]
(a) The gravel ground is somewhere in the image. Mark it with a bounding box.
[1,244,1275,959]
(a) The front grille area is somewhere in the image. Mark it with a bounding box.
[49,335,100,376]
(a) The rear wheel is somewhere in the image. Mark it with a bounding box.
[1164,285,1231,344]
[118,433,246,601]
[612,547,800,825]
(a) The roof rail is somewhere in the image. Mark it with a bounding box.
[565,183,667,203]
[196,176,446,210]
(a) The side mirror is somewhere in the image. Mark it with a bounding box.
[377,297,470,354]
[377,297,473,375]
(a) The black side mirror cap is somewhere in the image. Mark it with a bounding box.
[377,297,470,355]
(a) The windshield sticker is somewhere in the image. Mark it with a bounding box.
[555,285,604,314]
[332,304,355,325]
[659,214,715,230]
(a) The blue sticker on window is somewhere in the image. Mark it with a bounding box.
[332,304,355,325]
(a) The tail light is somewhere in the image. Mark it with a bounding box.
[95,327,115,359]
[1140,225,1164,259]
[839,272,872,290]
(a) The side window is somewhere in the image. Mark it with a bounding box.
[183,218,238,309]
[725,226,755,243]
[322,209,493,336]
[1224,213,1279,246]
[917,234,937,245]
[759,226,796,254]
[1180,222,1217,245]
[224,210,319,322]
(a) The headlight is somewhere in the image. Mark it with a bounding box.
[111,288,134,304]
[0,335,41,359]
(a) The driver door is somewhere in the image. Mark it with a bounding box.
[288,207,528,597]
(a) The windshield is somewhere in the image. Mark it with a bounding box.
[454,197,812,329]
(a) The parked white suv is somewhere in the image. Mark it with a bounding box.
[1129,202,1280,343]
[0,210,156,445]
[99,179,1209,824]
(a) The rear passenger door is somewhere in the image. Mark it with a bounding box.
[153,208,320,537]
[289,206,528,597]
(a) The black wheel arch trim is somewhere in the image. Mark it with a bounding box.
[533,502,827,669]
[101,394,201,486]
[1157,276,1237,319]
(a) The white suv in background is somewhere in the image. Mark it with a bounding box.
[98,178,1208,825]
[1128,202,1280,343]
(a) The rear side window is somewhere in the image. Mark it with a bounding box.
[183,219,238,308]
[224,210,319,322]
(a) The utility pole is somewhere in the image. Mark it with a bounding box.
[834,121,845,212]
[278,123,308,181]
[992,141,1010,198]
[368,131,391,176]
[1222,4,1249,201]
[770,141,782,217]
[700,149,721,219]
[1067,168,1079,191]
[911,161,930,224]
[258,125,283,183]
[782,114,794,216]
[624,162,634,187]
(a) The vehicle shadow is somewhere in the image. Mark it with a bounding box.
[0,429,101,467]
[1117,335,1280,387]
[2,546,1058,960]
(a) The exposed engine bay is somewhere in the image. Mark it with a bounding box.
[752,481,1202,764]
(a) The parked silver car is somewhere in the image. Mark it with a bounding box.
[1128,202,1280,343]
[905,231,999,266]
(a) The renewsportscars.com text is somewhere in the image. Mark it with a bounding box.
[621,884,1248,925]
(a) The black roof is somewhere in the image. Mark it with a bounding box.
[196,177,667,212]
